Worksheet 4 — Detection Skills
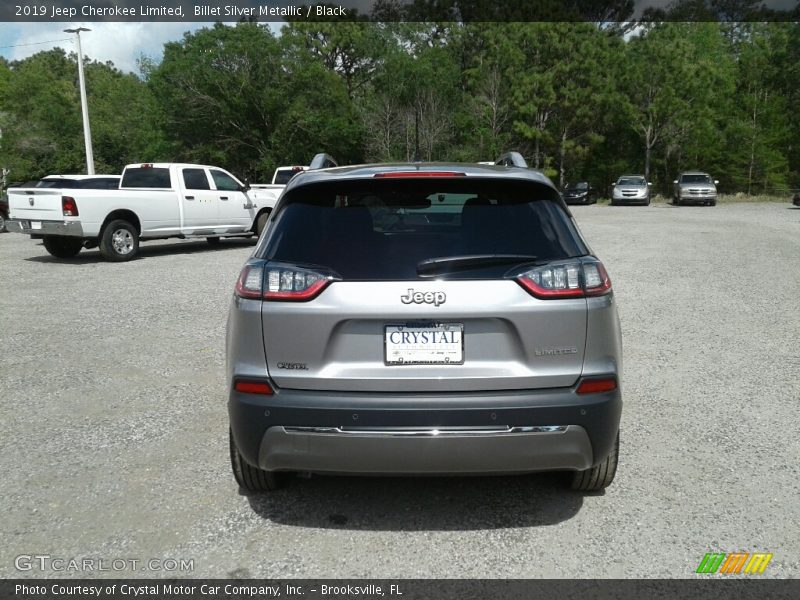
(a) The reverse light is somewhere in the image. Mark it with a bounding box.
[234,263,335,301]
[516,260,612,299]
[576,377,618,394]
[61,196,79,217]
[234,380,274,395]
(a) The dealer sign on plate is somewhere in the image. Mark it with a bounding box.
[384,323,464,365]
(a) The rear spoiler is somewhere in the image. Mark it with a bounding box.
[495,152,528,168]
[309,153,338,170]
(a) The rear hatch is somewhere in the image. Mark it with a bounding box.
[254,175,597,393]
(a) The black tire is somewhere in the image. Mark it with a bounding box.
[42,235,83,258]
[645,198,650,206]
[207,237,222,246]
[674,196,681,206]
[99,219,139,262]
[0,213,6,232]
[255,210,271,237]
[229,429,288,493]
[571,432,619,492]
[709,200,716,207]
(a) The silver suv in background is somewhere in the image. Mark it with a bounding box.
[226,152,623,494]
[673,172,718,206]
[611,175,651,206]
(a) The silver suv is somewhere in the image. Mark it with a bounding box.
[611,175,651,206]
[673,172,718,206]
[226,153,622,493]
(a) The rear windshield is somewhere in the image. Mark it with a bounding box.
[273,169,300,185]
[121,168,171,188]
[262,178,586,280]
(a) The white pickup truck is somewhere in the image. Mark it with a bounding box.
[6,163,279,261]
[249,165,309,194]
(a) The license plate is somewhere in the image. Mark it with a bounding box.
[31,221,42,230]
[384,323,464,365]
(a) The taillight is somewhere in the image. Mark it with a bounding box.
[235,264,265,299]
[265,265,332,300]
[234,262,335,301]
[373,172,466,178]
[576,377,618,394]
[516,260,612,299]
[62,196,79,217]
[234,380,274,395]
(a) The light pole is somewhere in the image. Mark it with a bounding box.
[64,27,95,175]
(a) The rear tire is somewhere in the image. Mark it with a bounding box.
[229,429,288,493]
[42,236,83,258]
[99,219,139,262]
[255,210,271,237]
[571,432,619,491]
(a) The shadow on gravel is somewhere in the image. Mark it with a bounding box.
[246,472,584,531]
[23,238,256,264]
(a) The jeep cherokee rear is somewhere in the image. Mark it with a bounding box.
[227,153,622,493]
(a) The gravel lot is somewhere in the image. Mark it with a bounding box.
[1,201,798,579]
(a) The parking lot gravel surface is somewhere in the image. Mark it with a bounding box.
[1,201,798,579]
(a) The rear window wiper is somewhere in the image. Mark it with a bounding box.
[417,254,539,275]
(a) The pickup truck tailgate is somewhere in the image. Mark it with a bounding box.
[8,189,64,220]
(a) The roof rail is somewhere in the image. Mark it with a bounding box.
[495,152,528,168]
[309,153,338,170]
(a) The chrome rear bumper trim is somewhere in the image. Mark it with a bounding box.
[284,425,568,437]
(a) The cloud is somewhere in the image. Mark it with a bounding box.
[0,22,214,74]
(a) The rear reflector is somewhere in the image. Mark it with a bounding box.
[62,196,79,217]
[576,377,618,394]
[374,171,466,178]
[234,380,274,395]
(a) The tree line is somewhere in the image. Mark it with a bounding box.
[1,21,797,196]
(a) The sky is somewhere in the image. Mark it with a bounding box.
[0,22,283,74]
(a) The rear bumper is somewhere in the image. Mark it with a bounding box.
[229,384,622,475]
[6,219,84,237]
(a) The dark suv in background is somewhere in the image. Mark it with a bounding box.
[562,182,598,205]
[226,153,623,495]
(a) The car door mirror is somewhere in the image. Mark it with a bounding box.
[239,179,250,193]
